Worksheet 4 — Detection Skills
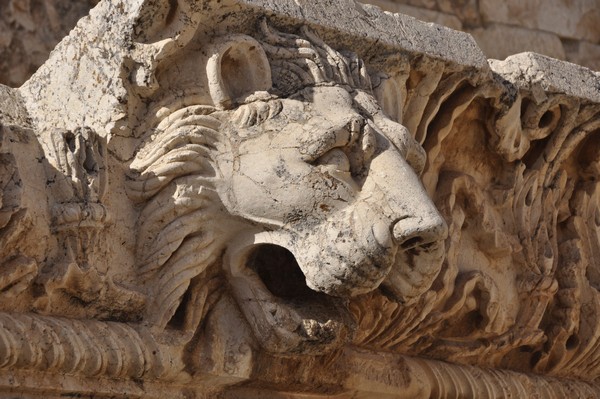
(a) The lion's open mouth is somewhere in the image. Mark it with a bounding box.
[227,243,356,354]
[248,244,315,300]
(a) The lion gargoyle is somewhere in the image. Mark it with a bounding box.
[0,20,447,358]
[127,22,447,354]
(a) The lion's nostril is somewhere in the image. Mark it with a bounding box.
[400,236,423,250]
[392,214,448,250]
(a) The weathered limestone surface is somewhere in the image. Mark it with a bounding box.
[1,0,600,398]
[0,0,99,87]
[1,0,599,87]
[479,0,600,43]
[564,39,600,72]
[367,0,600,71]
[471,23,567,61]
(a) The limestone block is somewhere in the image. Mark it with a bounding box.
[489,52,600,102]
[480,0,600,43]
[0,0,98,87]
[563,39,600,72]
[437,0,481,28]
[364,0,463,30]
[471,23,566,61]
[387,0,438,10]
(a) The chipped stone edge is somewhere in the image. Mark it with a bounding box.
[490,52,600,103]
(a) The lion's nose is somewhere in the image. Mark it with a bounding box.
[392,214,448,250]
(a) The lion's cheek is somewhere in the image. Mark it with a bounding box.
[221,150,356,226]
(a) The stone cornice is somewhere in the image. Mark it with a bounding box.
[2,0,600,397]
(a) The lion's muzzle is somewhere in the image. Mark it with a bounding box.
[290,145,448,299]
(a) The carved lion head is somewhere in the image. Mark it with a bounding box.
[128,22,447,354]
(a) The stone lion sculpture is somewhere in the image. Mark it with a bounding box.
[127,21,447,353]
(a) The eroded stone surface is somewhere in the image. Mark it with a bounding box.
[471,23,567,61]
[480,0,600,43]
[0,0,99,87]
[365,0,600,72]
[1,0,600,398]
[2,0,599,88]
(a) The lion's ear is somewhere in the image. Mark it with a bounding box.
[207,35,272,109]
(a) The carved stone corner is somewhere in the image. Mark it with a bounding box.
[1,0,600,397]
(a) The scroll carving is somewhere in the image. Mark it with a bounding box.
[351,54,600,382]
[0,89,38,303]
[35,127,145,320]
[0,129,36,298]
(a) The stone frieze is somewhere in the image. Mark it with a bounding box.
[1,0,600,397]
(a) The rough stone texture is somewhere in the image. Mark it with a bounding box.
[564,39,600,72]
[367,0,463,30]
[479,0,600,43]
[1,0,599,87]
[471,23,567,61]
[437,0,480,28]
[0,0,99,88]
[363,0,600,72]
[2,0,600,398]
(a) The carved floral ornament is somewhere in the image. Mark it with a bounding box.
[1,0,600,397]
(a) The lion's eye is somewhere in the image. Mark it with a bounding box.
[314,148,351,173]
[312,147,358,189]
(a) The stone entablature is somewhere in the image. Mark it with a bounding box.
[1,0,598,88]
[1,1,600,397]
[366,0,600,71]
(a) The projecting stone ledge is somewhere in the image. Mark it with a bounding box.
[1,0,600,397]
